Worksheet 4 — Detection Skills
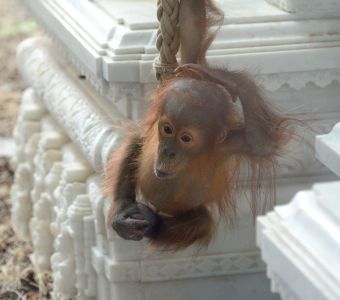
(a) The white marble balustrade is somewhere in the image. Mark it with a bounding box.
[12,0,340,299]
[12,37,280,300]
[257,180,340,300]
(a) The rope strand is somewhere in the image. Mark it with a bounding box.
[154,0,180,81]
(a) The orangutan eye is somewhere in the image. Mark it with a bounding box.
[163,124,173,135]
[181,134,192,143]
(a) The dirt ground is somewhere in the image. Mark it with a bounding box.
[0,0,52,299]
[0,0,33,137]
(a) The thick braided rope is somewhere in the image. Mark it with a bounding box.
[154,0,180,81]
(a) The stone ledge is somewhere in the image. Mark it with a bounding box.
[316,123,340,177]
[24,0,340,85]
[13,35,340,299]
[257,182,340,300]
[16,37,125,172]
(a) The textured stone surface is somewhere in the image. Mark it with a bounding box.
[257,181,340,300]
[12,0,340,298]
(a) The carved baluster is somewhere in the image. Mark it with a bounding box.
[11,88,46,240]
[51,145,93,299]
[68,194,95,300]
[83,214,97,298]
[87,176,110,299]
[30,119,68,272]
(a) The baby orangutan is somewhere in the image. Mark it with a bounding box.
[104,65,290,250]
[104,0,291,250]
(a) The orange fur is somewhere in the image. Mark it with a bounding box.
[104,69,293,249]
[104,0,294,250]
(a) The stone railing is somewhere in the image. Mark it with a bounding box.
[257,91,340,300]
[12,0,340,298]
[315,125,340,177]
[257,180,340,300]
[249,3,340,296]
[13,37,280,300]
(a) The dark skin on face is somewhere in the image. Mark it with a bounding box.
[104,0,292,250]
[155,79,230,179]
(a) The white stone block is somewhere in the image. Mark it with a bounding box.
[265,0,340,16]
[316,123,340,177]
[257,181,340,300]
[12,0,340,297]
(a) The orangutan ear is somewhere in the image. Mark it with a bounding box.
[216,127,229,144]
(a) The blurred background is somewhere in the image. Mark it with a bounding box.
[0,1,51,299]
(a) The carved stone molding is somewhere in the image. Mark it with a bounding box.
[267,269,298,300]
[16,37,125,172]
[23,0,340,96]
[16,37,340,182]
[316,123,340,177]
[257,182,340,300]
[258,69,340,92]
[94,248,265,283]
[13,25,340,300]
[140,251,265,282]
